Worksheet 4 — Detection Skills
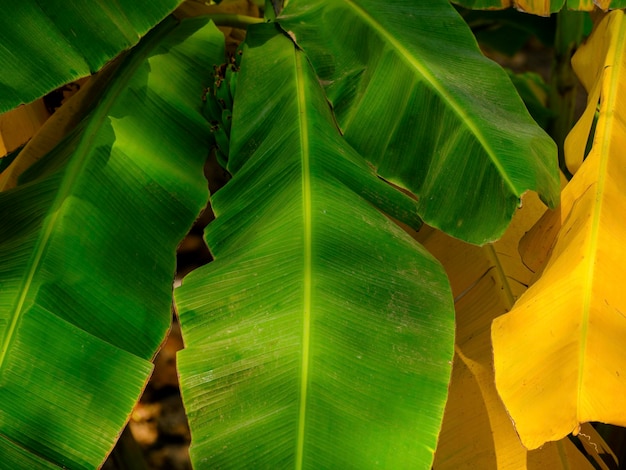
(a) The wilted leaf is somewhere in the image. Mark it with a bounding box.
[453,0,626,14]
[423,193,600,468]
[425,193,542,467]
[492,10,626,449]
[0,100,49,158]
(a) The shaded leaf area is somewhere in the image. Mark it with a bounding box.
[424,194,541,469]
[114,319,193,470]
[175,24,454,469]
[0,0,184,113]
[278,0,559,244]
[492,10,626,449]
[453,0,626,16]
[456,6,556,56]
[0,17,223,468]
[508,71,555,130]
[419,193,611,469]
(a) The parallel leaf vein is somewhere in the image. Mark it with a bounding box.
[342,0,517,195]
[294,48,312,470]
[578,13,626,417]
[0,18,179,369]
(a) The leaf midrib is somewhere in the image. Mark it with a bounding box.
[0,17,179,369]
[294,47,312,469]
[341,0,518,195]
[578,12,626,416]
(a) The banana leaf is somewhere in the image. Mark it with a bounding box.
[0,98,49,157]
[175,24,455,469]
[278,0,559,244]
[0,17,223,468]
[453,0,563,14]
[453,0,626,14]
[492,10,626,449]
[0,0,184,113]
[422,194,602,469]
[422,195,541,469]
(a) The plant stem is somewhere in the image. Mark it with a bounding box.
[207,13,265,29]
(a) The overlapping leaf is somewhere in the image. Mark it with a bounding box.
[492,10,626,449]
[419,194,596,469]
[0,0,184,113]
[0,98,49,157]
[422,195,540,469]
[0,17,222,467]
[278,0,559,244]
[175,24,454,469]
[453,0,626,15]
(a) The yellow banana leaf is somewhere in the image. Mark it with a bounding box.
[0,100,48,157]
[518,172,569,279]
[564,12,620,174]
[423,194,598,468]
[492,9,626,450]
[533,423,615,469]
[419,220,527,468]
[573,0,626,9]
[0,65,121,192]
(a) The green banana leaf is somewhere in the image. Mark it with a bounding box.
[175,24,455,469]
[0,17,223,468]
[278,0,560,244]
[0,0,184,113]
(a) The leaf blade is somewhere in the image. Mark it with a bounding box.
[0,17,223,467]
[176,24,455,469]
[0,0,184,113]
[279,0,559,244]
[492,10,626,449]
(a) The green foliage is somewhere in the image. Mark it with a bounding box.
[0,0,566,468]
[0,0,184,113]
[0,17,222,468]
[279,0,559,244]
[175,24,454,467]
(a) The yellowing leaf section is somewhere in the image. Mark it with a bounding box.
[492,10,626,450]
[454,0,626,15]
[424,194,595,469]
[0,100,48,157]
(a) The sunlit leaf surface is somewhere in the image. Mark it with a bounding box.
[0,18,222,467]
[279,0,559,244]
[175,24,454,469]
[492,10,626,449]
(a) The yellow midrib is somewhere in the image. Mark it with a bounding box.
[578,12,626,418]
[294,49,312,470]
